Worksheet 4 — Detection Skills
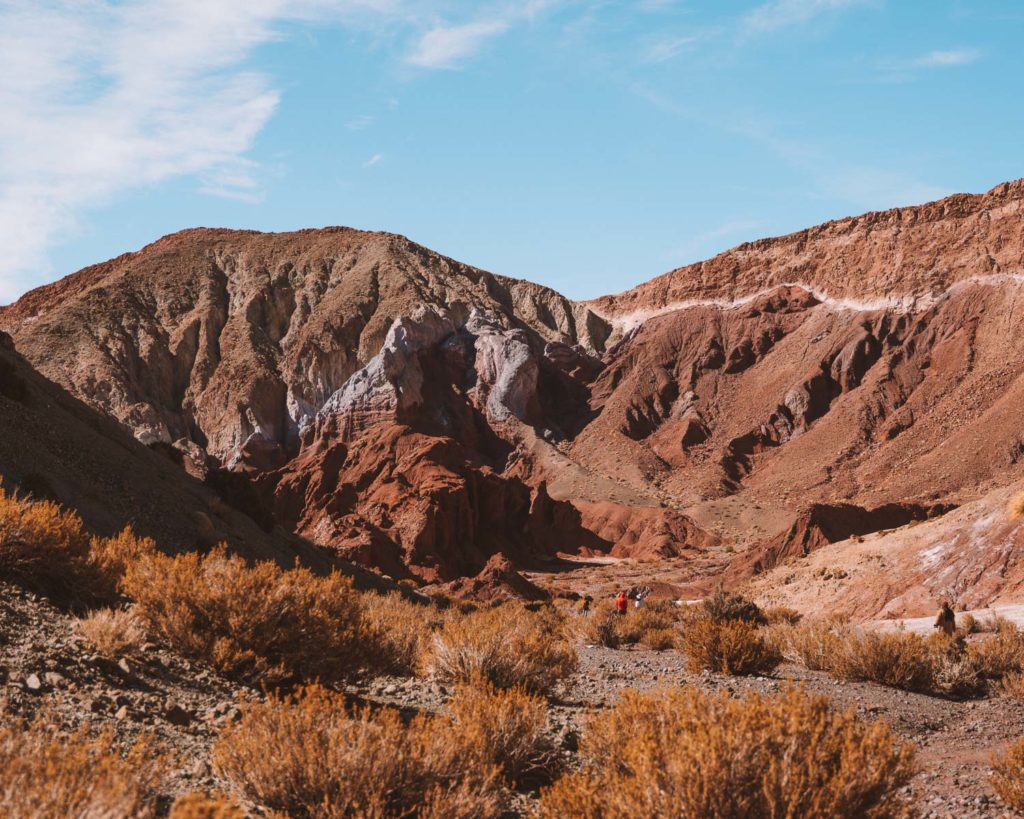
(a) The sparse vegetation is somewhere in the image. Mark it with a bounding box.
[968,621,1024,680]
[682,617,782,676]
[763,605,803,626]
[828,629,936,692]
[75,607,146,658]
[122,545,366,684]
[702,589,766,625]
[992,739,1024,812]
[538,686,916,818]
[423,604,577,694]
[0,715,166,818]
[1008,491,1024,521]
[580,604,621,648]
[168,793,246,818]
[213,684,545,818]
[361,591,435,675]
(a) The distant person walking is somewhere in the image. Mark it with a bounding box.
[615,590,629,616]
[579,596,592,617]
[934,601,956,637]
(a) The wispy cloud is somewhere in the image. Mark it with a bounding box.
[913,48,982,68]
[641,34,699,64]
[346,114,376,130]
[741,0,870,35]
[363,152,384,167]
[407,19,510,69]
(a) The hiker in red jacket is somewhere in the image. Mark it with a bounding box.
[615,590,629,616]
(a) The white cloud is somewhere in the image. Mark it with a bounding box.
[642,34,700,64]
[346,114,376,130]
[741,0,869,35]
[407,19,510,69]
[0,0,406,302]
[363,152,384,167]
[913,48,982,68]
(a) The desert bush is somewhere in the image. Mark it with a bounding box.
[423,604,577,694]
[580,604,620,648]
[88,527,158,600]
[958,613,979,635]
[763,605,803,626]
[773,618,840,671]
[445,680,552,780]
[538,686,915,818]
[702,589,766,625]
[992,739,1024,812]
[641,627,678,650]
[169,792,246,818]
[615,602,677,644]
[123,546,366,684]
[0,715,166,817]
[682,617,781,676]
[213,685,505,818]
[361,592,435,675]
[968,623,1024,680]
[1008,491,1024,521]
[75,607,146,658]
[828,629,936,692]
[0,489,91,597]
[1000,672,1024,699]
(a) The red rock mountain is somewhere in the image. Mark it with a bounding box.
[3,180,1024,607]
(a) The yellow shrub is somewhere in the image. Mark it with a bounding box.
[1000,672,1024,699]
[682,618,781,676]
[0,715,166,817]
[641,627,678,650]
[538,686,915,818]
[614,602,678,644]
[1008,491,1024,521]
[212,685,504,818]
[580,604,621,648]
[0,489,91,596]
[361,591,436,675]
[89,527,158,600]
[423,604,577,694]
[169,793,246,818]
[968,624,1024,680]
[75,607,146,658]
[122,546,365,684]
[829,630,936,692]
[992,739,1024,811]
[763,605,803,626]
[774,619,840,671]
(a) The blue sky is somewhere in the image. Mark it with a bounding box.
[1,0,1022,302]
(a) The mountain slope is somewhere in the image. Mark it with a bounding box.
[3,180,1024,607]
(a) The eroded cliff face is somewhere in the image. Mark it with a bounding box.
[3,180,1024,604]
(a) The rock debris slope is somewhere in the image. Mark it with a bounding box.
[3,180,1024,608]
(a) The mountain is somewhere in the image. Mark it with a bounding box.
[3,180,1024,610]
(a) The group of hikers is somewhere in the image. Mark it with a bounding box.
[578,587,651,616]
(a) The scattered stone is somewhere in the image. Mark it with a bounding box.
[23,673,42,692]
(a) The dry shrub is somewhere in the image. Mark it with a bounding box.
[615,602,677,644]
[581,604,620,648]
[1000,672,1024,699]
[702,589,765,625]
[1008,491,1024,521]
[968,623,1024,680]
[169,793,246,818]
[361,592,435,675]
[89,527,158,600]
[123,546,365,684]
[75,607,146,658]
[682,618,781,676]
[423,604,577,694]
[829,629,935,692]
[0,715,166,817]
[641,627,678,650]
[929,636,985,698]
[958,613,979,636]
[992,739,1024,812]
[0,489,91,597]
[538,686,915,818]
[445,680,552,780]
[764,605,803,626]
[774,618,840,671]
[213,685,512,818]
